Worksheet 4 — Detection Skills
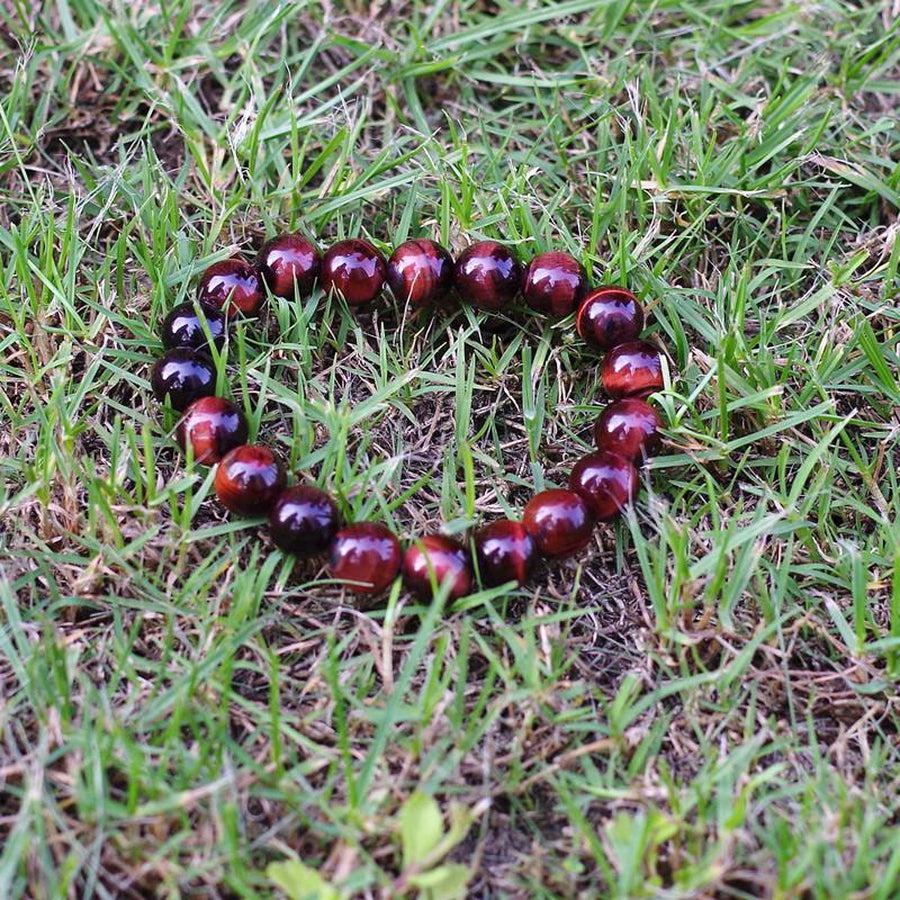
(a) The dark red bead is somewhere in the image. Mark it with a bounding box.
[602,340,665,398]
[594,398,662,461]
[214,444,286,517]
[522,251,587,317]
[257,234,321,299]
[328,522,401,595]
[321,239,387,306]
[402,534,472,600]
[161,302,227,351]
[151,348,216,411]
[576,287,644,350]
[176,396,248,465]
[453,240,522,311]
[386,239,454,307]
[268,485,340,556]
[197,258,264,315]
[523,489,594,559]
[473,519,536,587]
[569,451,638,522]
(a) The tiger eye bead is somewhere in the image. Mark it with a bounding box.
[569,451,638,522]
[576,287,644,350]
[402,534,473,600]
[473,519,536,587]
[522,251,587,317]
[214,444,286,517]
[453,241,522,311]
[523,489,595,559]
[594,398,662,461]
[257,234,321,299]
[176,396,248,464]
[602,340,665,398]
[197,258,264,315]
[386,239,454,307]
[328,522,402,595]
[268,485,340,556]
[161,302,227,351]
[151,348,216,410]
[321,239,387,306]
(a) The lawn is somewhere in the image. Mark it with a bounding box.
[1,0,899,897]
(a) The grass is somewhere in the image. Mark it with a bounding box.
[1,0,899,896]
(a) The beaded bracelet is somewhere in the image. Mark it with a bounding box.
[150,234,669,598]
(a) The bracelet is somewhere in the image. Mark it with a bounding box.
[150,234,670,599]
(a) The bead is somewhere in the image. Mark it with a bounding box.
[150,348,216,410]
[269,485,340,556]
[522,251,587,317]
[453,240,522,311]
[321,239,387,306]
[328,522,402,595]
[386,239,454,307]
[569,450,638,521]
[473,519,536,587]
[176,396,248,465]
[257,234,321,299]
[197,258,264,315]
[576,287,644,350]
[161,302,227,351]
[214,444,286,517]
[594,398,662,461]
[602,340,665,398]
[402,534,472,600]
[523,489,594,559]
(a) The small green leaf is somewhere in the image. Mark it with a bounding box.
[266,859,341,900]
[408,863,472,899]
[400,791,444,867]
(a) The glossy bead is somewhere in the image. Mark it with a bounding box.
[176,396,248,465]
[402,534,472,600]
[453,240,522,311]
[268,485,340,556]
[576,287,644,350]
[150,348,216,410]
[214,444,286,517]
[473,519,536,587]
[602,340,665,398]
[257,234,321,299]
[523,489,595,559]
[328,522,401,595]
[161,302,227,351]
[321,239,387,306]
[568,450,638,522]
[594,398,662,461]
[197,258,264,315]
[386,239,454,307]
[522,251,587,317]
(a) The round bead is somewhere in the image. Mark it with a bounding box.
[197,258,264,315]
[576,287,644,350]
[568,451,638,522]
[386,239,454,307]
[602,340,665,398]
[268,485,340,556]
[522,251,587,317]
[214,444,286,517]
[328,522,402,595]
[594,398,662,461]
[257,234,321,299]
[150,348,216,411]
[473,519,536,587]
[402,534,472,600]
[161,302,227,351]
[453,240,522,311]
[321,239,387,306]
[176,396,248,465]
[523,489,595,559]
